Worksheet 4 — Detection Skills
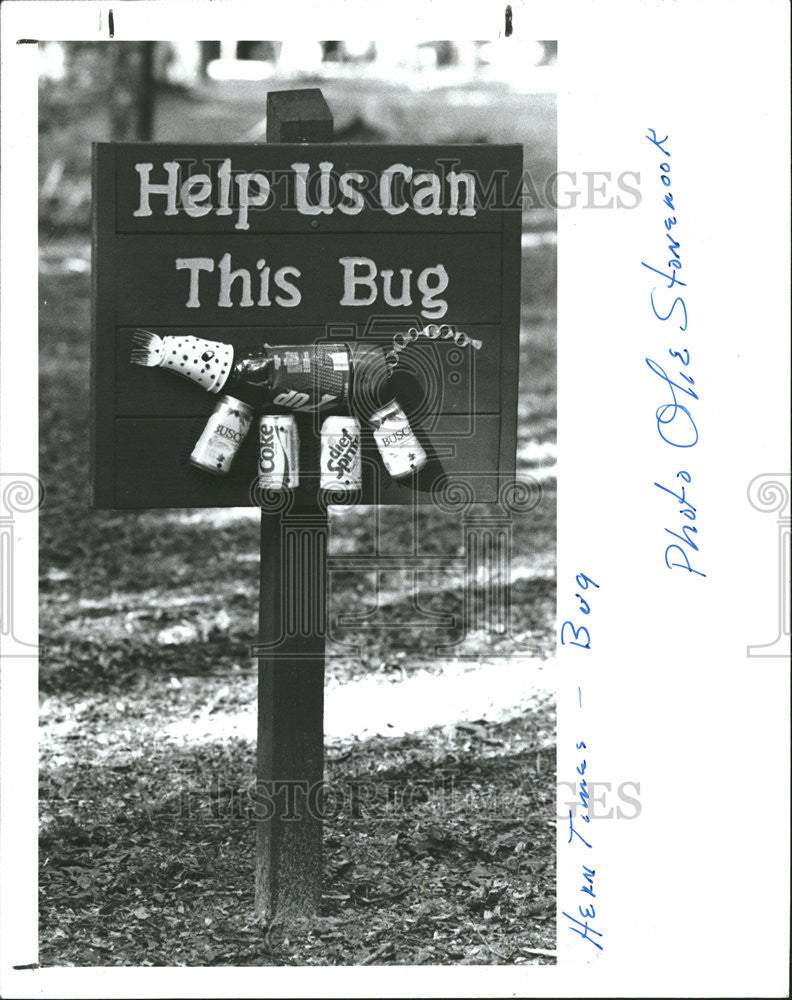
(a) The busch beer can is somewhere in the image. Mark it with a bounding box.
[189,395,254,475]
[320,416,363,492]
[258,414,299,489]
[370,401,427,478]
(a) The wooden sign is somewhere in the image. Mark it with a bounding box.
[91,141,522,508]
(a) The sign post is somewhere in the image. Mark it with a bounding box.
[90,85,523,921]
[256,91,331,920]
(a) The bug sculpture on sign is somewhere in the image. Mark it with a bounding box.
[129,330,428,488]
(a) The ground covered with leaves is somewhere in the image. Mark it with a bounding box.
[41,707,555,966]
[38,71,557,966]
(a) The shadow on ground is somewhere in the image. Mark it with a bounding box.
[40,712,555,966]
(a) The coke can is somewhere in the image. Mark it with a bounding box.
[320,416,363,492]
[370,400,427,478]
[189,395,254,475]
[258,414,299,489]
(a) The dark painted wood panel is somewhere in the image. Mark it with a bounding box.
[112,413,501,507]
[113,143,522,234]
[497,171,523,483]
[112,233,503,326]
[92,140,522,509]
[90,144,118,508]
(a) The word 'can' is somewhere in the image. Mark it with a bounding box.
[370,401,427,478]
[321,416,363,492]
[190,395,254,475]
[258,414,299,490]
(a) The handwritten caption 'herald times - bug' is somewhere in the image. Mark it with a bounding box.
[132,158,482,319]
[561,572,605,954]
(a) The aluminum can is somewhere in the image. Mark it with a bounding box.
[258,414,299,489]
[320,416,362,492]
[370,400,427,478]
[189,395,254,475]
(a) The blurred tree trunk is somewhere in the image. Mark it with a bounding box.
[137,42,155,139]
[109,42,156,140]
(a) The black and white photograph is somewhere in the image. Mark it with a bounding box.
[1,2,789,998]
[37,35,558,967]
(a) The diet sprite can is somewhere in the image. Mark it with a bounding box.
[320,416,362,492]
[189,395,254,475]
[370,400,427,479]
[258,414,299,489]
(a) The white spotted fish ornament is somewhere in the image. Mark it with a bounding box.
[130,329,234,393]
